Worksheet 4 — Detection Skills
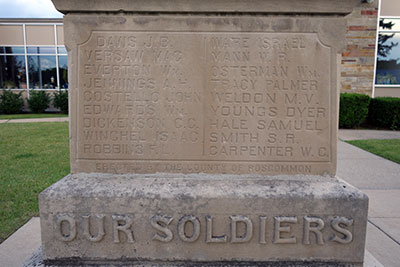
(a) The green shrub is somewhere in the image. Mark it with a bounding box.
[28,91,50,113]
[0,90,24,114]
[53,90,68,114]
[339,93,371,128]
[368,97,400,130]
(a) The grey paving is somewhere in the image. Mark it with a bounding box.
[337,141,400,190]
[339,129,400,141]
[2,117,69,123]
[369,218,400,245]
[364,250,384,267]
[363,190,400,218]
[4,130,400,266]
[365,222,400,267]
[336,130,400,267]
[0,217,41,267]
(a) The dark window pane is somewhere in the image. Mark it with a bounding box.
[376,33,400,85]
[27,46,56,54]
[27,47,40,54]
[0,55,27,89]
[58,56,68,89]
[27,55,57,89]
[27,56,39,88]
[57,46,67,54]
[39,47,56,54]
[0,46,25,54]
[376,60,400,84]
[379,18,400,31]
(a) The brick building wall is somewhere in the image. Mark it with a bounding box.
[341,2,379,96]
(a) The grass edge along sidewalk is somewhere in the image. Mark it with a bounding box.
[346,139,400,164]
[1,123,398,243]
[0,122,69,243]
[0,113,68,120]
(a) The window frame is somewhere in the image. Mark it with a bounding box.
[0,53,27,89]
[0,22,67,93]
[374,16,400,89]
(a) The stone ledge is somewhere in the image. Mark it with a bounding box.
[25,247,364,267]
[52,0,359,15]
[39,173,366,200]
[39,173,368,264]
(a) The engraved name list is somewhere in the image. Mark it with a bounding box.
[76,32,332,174]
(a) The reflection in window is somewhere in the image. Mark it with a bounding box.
[57,46,67,55]
[376,19,400,85]
[58,56,68,89]
[376,33,400,84]
[0,46,25,54]
[379,18,400,31]
[28,56,57,89]
[0,43,69,90]
[27,46,56,54]
[0,55,26,89]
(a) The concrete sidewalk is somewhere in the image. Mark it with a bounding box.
[337,129,400,267]
[0,117,69,124]
[0,129,399,266]
[0,218,41,267]
[339,129,400,141]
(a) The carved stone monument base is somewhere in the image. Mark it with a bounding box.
[24,248,365,267]
[39,173,367,266]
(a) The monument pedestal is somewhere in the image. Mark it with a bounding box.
[35,0,368,265]
[39,173,367,266]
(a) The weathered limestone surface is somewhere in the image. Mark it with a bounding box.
[52,0,359,14]
[40,173,367,264]
[36,1,368,266]
[25,248,365,267]
[65,14,345,176]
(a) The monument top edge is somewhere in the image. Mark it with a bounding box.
[51,0,360,15]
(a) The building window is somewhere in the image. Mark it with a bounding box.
[0,44,68,90]
[376,18,400,85]
[58,55,68,89]
[0,22,68,91]
[0,46,25,54]
[27,46,56,54]
[26,45,68,90]
[27,55,57,89]
[57,46,67,54]
[0,46,27,89]
[58,45,68,89]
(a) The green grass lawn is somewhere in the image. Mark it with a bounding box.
[0,113,68,120]
[0,123,398,244]
[346,139,400,164]
[0,122,69,243]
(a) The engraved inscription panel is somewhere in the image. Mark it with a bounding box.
[54,213,354,245]
[77,32,332,174]
[79,33,204,160]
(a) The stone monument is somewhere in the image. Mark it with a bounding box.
[37,0,368,266]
